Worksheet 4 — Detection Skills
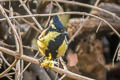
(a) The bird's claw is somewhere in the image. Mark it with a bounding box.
[41,59,58,68]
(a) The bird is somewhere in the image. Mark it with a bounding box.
[37,15,68,67]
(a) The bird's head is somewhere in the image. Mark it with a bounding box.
[51,15,68,35]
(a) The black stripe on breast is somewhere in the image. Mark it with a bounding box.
[45,34,65,59]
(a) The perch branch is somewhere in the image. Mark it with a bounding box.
[0,46,94,80]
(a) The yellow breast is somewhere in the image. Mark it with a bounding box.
[37,31,60,56]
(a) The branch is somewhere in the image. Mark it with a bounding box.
[0,4,23,56]
[0,46,94,80]
[0,52,16,71]
[1,0,120,22]
[0,58,18,78]
[0,11,119,37]
[4,8,41,33]
[49,0,120,21]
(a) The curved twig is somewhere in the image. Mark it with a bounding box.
[0,52,16,71]
[112,42,120,67]
[0,58,18,78]
[4,8,41,33]
[49,0,120,21]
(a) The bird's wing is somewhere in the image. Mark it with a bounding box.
[38,28,48,40]
[57,39,68,58]
[37,28,49,56]
[37,39,47,56]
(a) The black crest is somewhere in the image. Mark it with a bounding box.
[53,16,65,30]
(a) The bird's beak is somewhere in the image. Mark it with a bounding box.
[63,31,68,35]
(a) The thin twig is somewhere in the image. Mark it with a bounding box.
[68,0,101,44]
[19,0,43,30]
[4,72,15,80]
[94,0,102,33]
[4,72,15,77]
[6,76,13,80]
[17,51,40,79]
[112,42,120,67]
[0,40,37,51]
[58,74,66,80]
[0,52,16,71]
[49,0,118,21]
[68,15,85,44]
[45,0,53,27]
[59,57,68,80]
[54,0,63,11]
[96,21,102,33]
[4,8,41,32]
[8,7,23,80]
[0,58,18,78]
[60,57,67,70]
[14,18,24,80]
[20,17,41,32]
[94,0,100,6]
[0,12,107,21]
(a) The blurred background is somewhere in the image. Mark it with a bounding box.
[0,0,120,80]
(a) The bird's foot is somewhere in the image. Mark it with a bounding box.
[41,59,58,68]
